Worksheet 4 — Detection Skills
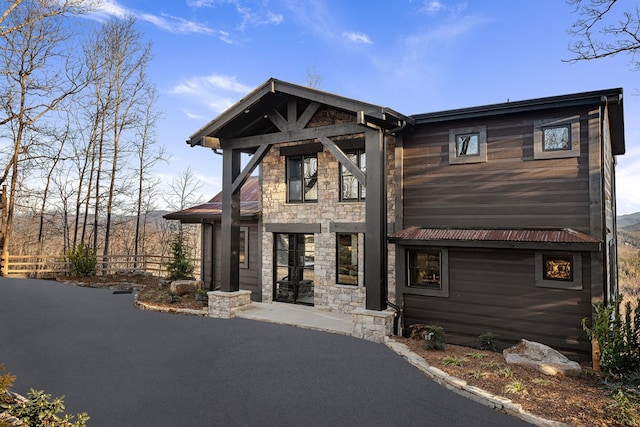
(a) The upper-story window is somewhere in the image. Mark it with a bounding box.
[287,155,318,202]
[449,126,487,164]
[340,150,366,201]
[542,125,571,151]
[533,116,580,160]
[455,133,480,156]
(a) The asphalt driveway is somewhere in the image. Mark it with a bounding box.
[0,277,530,426]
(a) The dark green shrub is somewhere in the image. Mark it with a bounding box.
[582,296,640,380]
[0,364,89,426]
[3,388,89,427]
[66,245,97,277]
[478,332,499,352]
[409,324,446,350]
[165,235,195,281]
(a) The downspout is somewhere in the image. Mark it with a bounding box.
[385,120,407,335]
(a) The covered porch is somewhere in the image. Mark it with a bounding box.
[187,78,412,342]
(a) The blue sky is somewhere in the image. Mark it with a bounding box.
[86,0,639,214]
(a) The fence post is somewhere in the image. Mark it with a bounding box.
[1,250,7,276]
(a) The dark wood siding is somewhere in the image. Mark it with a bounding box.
[402,108,592,230]
[211,220,261,301]
[403,248,592,361]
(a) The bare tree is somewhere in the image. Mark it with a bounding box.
[0,0,97,38]
[567,0,640,68]
[81,16,155,260]
[305,66,323,88]
[0,0,88,258]
[132,86,165,266]
[163,167,204,257]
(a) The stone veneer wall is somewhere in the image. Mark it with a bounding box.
[260,137,397,314]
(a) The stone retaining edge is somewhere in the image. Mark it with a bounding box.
[133,294,208,317]
[384,337,570,427]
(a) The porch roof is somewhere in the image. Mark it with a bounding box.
[389,226,602,251]
[186,77,414,150]
[163,176,260,223]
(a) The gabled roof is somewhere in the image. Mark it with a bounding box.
[410,88,625,155]
[389,226,601,251]
[187,77,413,149]
[163,176,260,223]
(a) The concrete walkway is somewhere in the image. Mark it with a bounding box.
[236,302,353,335]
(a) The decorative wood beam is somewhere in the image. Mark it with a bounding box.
[296,102,319,129]
[318,136,366,186]
[231,143,271,194]
[221,122,364,150]
[267,109,288,132]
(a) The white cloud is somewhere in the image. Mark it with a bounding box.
[422,1,445,14]
[87,0,222,38]
[343,32,373,44]
[170,74,253,115]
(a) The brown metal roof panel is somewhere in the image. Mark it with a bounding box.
[389,227,600,244]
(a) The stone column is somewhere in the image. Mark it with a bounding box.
[352,308,396,343]
[208,290,252,319]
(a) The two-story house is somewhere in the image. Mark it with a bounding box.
[170,78,624,361]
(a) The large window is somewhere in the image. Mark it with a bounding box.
[340,150,366,201]
[337,233,358,285]
[287,155,318,202]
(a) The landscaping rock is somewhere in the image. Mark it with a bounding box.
[169,280,202,296]
[503,339,581,376]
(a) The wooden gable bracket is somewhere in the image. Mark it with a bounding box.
[318,135,366,186]
[267,101,320,132]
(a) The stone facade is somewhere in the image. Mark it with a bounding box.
[260,132,397,315]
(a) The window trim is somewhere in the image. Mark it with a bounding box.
[533,116,580,160]
[404,248,450,298]
[286,154,318,203]
[336,232,358,286]
[449,126,487,165]
[534,252,582,290]
[339,149,366,202]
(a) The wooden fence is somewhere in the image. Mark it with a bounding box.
[0,253,200,279]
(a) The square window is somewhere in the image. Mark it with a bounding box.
[543,126,571,151]
[337,233,358,285]
[449,126,487,164]
[535,252,582,290]
[456,133,480,156]
[542,255,573,281]
[533,117,580,160]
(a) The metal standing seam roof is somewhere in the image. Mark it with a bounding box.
[389,226,602,250]
[163,176,260,223]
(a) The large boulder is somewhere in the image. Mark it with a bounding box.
[503,339,582,376]
[170,280,202,296]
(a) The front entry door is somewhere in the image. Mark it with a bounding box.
[274,233,315,305]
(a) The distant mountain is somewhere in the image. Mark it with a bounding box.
[618,212,640,230]
[618,212,640,248]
